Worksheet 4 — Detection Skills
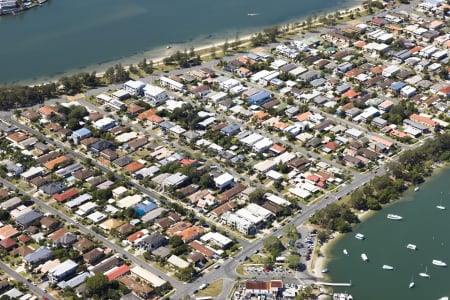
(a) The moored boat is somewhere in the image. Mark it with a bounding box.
[437,205,446,210]
[419,266,430,278]
[406,244,417,251]
[387,214,403,220]
[343,249,348,255]
[355,233,365,240]
[322,268,329,273]
[361,253,368,262]
[432,259,447,267]
[382,264,394,270]
[409,276,415,288]
[414,186,419,192]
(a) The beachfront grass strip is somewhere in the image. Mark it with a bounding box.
[195,279,223,298]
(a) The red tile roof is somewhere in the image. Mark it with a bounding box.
[124,161,145,173]
[106,264,130,281]
[53,188,79,202]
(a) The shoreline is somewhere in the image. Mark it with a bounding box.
[310,163,450,284]
[10,0,363,87]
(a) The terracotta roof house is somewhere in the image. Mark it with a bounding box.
[119,276,153,298]
[11,245,33,257]
[0,225,19,240]
[188,241,215,258]
[127,104,145,116]
[73,238,95,253]
[18,234,31,244]
[124,161,145,173]
[53,188,79,202]
[83,248,104,265]
[47,228,67,241]
[116,223,135,236]
[73,169,94,181]
[40,217,59,231]
[0,237,17,251]
[38,106,57,117]
[176,226,204,243]
[43,155,69,170]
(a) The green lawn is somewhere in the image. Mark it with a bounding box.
[195,279,223,298]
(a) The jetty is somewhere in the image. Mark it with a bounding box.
[317,281,352,287]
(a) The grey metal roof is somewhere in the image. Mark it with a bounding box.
[16,210,44,227]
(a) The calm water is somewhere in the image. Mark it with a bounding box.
[0,0,359,85]
[326,168,450,300]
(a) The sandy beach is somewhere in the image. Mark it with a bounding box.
[309,209,375,280]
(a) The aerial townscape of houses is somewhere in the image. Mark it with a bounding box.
[1,0,450,299]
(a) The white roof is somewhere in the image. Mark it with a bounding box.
[241,133,264,146]
[209,91,228,102]
[214,173,234,186]
[131,266,167,287]
[301,182,320,193]
[76,202,97,215]
[253,160,276,173]
[94,117,115,129]
[21,166,44,179]
[112,186,128,196]
[253,138,273,151]
[96,93,112,102]
[144,84,166,96]
[266,169,283,180]
[200,232,232,246]
[87,211,106,223]
[49,259,77,277]
[289,66,308,76]
[167,255,190,269]
[273,152,296,164]
[289,187,311,199]
[117,194,142,208]
[345,128,363,138]
[246,203,272,219]
[116,132,138,143]
[235,208,263,224]
[124,80,145,90]
[361,107,380,119]
[265,193,291,207]
[112,89,129,98]
[160,76,184,89]
[250,70,271,82]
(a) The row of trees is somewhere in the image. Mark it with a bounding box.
[311,133,450,234]
[0,64,130,110]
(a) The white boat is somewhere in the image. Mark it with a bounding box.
[419,266,430,278]
[361,253,368,262]
[322,268,329,273]
[414,186,419,192]
[437,297,448,300]
[432,259,447,267]
[382,264,394,270]
[409,276,415,288]
[437,200,446,210]
[166,45,171,49]
[387,214,403,220]
[343,249,349,255]
[247,13,259,16]
[355,233,365,240]
[406,244,417,251]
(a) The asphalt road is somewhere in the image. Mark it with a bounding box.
[0,260,57,300]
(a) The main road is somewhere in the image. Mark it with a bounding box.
[0,260,57,300]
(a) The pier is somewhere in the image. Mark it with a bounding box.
[317,281,352,287]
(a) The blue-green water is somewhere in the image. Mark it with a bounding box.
[327,168,450,300]
[0,0,359,85]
